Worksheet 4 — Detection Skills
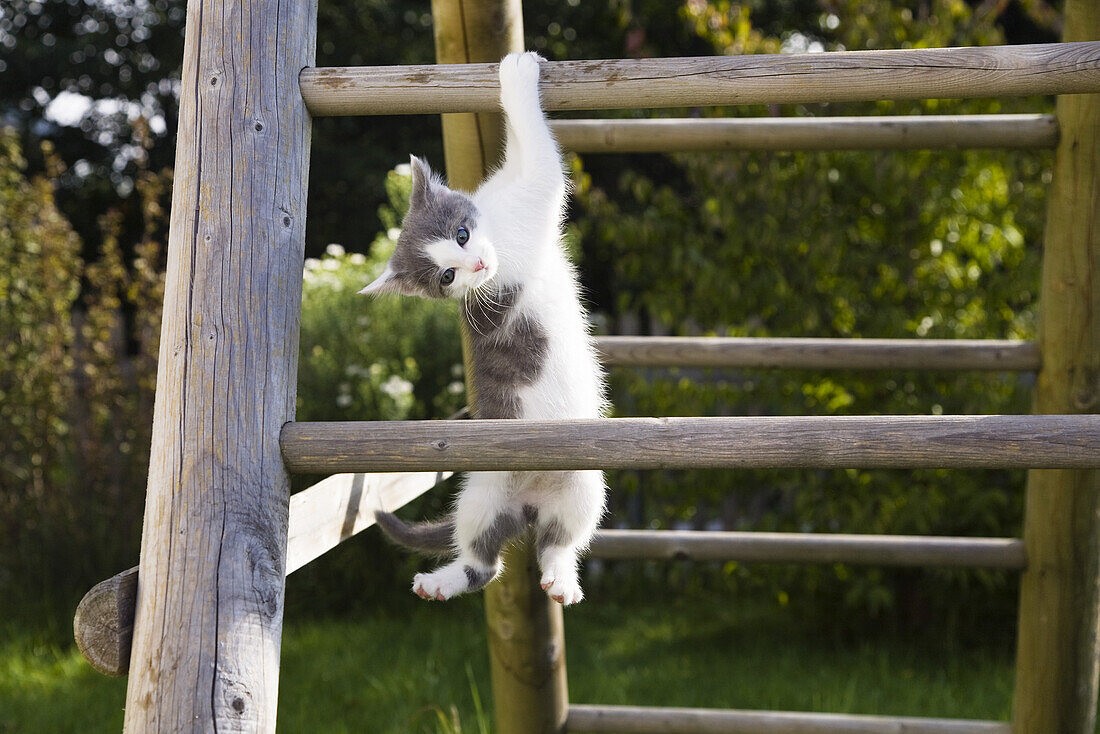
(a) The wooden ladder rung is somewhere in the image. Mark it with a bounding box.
[299,42,1100,116]
[553,114,1058,153]
[589,529,1026,569]
[566,704,1011,734]
[280,414,1100,474]
[594,336,1040,370]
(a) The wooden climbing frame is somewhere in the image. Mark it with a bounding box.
[71,0,1100,732]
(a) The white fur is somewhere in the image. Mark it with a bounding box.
[394,53,607,605]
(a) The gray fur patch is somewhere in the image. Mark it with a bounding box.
[471,512,527,565]
[464,565,495,591]
[537,518,571,553]
[464,285,549,419]
[375,511,455,557]
[389,168,479,298]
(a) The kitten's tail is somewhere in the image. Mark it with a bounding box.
[374,511,455,557]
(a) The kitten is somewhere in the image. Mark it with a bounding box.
[360,52,607,605]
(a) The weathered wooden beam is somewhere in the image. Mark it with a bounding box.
[566,704,1011,734]
[75,471,447,676]
[281,414,1100,474]
[553,114,1058,153]
[589,530,1027,569]
[1012,2,1100,733]
[299,42,1100,116]
[594,336,1040,370]
[122,0,317,724]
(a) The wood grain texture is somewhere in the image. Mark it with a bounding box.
[1012,2,1100,733]
[594,337,1040,370]
[122,0,316,729]
[74,568,137,677]
[589,530,1026,569]
[74,471,446,676]
[566,705,1011,734]
[552,114,1058,152]
[286,471,448,574]
[299,42,1100,116]
[280,415,1100,474]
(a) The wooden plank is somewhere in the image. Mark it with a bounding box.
[286,471,448,574]
[566,704,1011,734]
[588,530,1027,569]
[553,114,1058,153]
[430,3,570,733]
[1012,2,1100,733]
[280,414,1100,474]
[121,0,317,727]
[299,42,1100,116]
[594,336,1040,370]
[75,471,447,676]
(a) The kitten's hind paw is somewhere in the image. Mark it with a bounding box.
[412,567,469,601]
[540,571,584,606]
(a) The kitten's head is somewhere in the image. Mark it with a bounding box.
[359,156,497,299]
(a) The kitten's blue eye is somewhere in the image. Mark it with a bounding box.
[441,268,455,286]
[456,226,469,246]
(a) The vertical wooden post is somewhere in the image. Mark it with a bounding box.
[122,0,316,729]
[431,3,570,733]
[1012,1,1100,732]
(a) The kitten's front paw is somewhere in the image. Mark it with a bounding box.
[499,51,544,108]
[412,568,468,601]
[540,570,584,606]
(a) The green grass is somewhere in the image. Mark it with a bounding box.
[1,587,1014,734]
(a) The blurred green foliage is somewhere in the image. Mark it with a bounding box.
[0,127,165,617]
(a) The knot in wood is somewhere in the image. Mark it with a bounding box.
[432,439,449,451]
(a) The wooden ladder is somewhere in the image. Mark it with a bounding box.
[72,0,1100,732]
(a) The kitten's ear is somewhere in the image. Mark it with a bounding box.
[358,264,404,296]
[408,155,435,208]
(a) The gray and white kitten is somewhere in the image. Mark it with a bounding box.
[362,52,607,605]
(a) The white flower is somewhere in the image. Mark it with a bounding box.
[326,243,346,257]
[387,228,402,241]
[380,374,414,398]
[322,258,340,271]
[304,257,320,272]
[349,252,366,265]
[394,163,411,177]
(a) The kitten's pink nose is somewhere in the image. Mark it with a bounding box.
[473,258,486,272]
